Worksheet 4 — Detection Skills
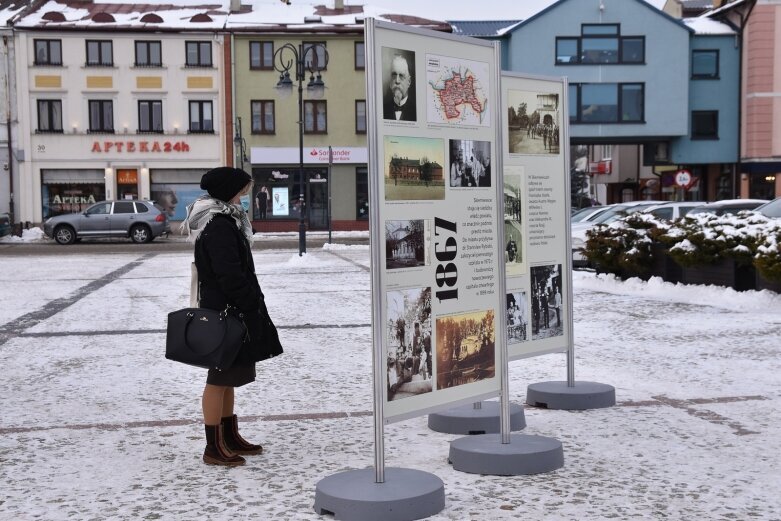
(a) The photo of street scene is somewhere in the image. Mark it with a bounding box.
[385,219,428,270]
[448,139,491,188]
[507,90,560,155]
[435,310,496,390]
[386,287,433,402]
[384,136,445,201]
[506,292,528,343]
[531,264,564,340]
[504,168,525,277]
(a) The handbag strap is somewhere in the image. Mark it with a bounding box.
[190,262,200,308]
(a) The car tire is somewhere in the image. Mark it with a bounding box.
[54,225,76,245]
[130,224,152,244]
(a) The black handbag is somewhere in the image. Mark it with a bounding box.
[165,307,247,371]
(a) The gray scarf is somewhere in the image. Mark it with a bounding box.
[180,195,254,244]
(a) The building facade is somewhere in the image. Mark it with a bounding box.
[13,1,233,225]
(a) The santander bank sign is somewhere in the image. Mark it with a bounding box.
[251,146,367,165]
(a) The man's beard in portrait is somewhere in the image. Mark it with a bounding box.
[393,86,405,105]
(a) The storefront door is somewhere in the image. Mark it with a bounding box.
[117,169,139,200]
[308,173,328,230]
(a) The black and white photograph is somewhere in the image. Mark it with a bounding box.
[531,264,564,340]
[384,136,445,201]
[504,168,525,276]
[386,287,433,402]
[507,90,560,155]
[435,310,496,390]
[385,219,428,270]
[382,47,416,122]
[448,139,491,188]
[506,292,529,343]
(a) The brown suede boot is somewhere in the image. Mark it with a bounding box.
[203,424,246,466]
[221,415,263,455]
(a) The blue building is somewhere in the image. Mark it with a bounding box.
[454,0,740,203]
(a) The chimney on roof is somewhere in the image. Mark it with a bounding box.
[230,0,241,13]
[335,0,344,9]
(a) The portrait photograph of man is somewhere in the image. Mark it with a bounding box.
[382,47,416,122]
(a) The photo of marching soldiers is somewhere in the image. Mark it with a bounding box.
[531,264,564,340]
[384,136,446,201]
[448,139,491,188]
[504,169,525,277]
[507,90,560,155]
[385,219,428,270]
[435,310,496,390]
[386,287,433,402]
[506,292,529,343]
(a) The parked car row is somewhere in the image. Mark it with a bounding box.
[570,198,778,267]
[43,200,170,245]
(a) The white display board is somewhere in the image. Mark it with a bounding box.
[367,20,505,424]
[501,73,573,361]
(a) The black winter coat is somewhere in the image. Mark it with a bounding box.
[195,214,283,364]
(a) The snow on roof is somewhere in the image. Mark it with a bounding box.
[449,20,522,38]
[10,0,679,32]
[13,0,450,32]
[702,0,751,18]
[683,16,735,34]
[0,0,26,26]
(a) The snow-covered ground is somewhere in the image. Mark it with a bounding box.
[1,246,780,520]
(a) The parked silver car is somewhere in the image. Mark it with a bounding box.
[43,200,170,245]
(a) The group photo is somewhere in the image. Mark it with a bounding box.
[507,90,561,155]
[386,287,433,402]
[530,264,564,340]
[448,139,491,188]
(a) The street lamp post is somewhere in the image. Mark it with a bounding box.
[273,42,328,256]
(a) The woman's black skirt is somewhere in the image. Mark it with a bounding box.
[206,363,256,387]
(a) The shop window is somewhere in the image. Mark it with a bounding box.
[37,99,63,133]
[135,41,162,67]
[150,168,207,220]
[692,50,719,79]
[88,100,114,133]
[251,100,275,134]
[355,41,365,70]
[249,41,274,70]
[355,100,366,134]
[691,110,718,139]
[185,41,212,67]
[356,167,368,220]
[138,100,163,133]
[34,39,62,66]
[86,40,113,66]
[188,100,213,133]
[41,169,106,218]
[304,100,327,134]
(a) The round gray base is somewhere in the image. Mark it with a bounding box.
[427,401,526,434]
[526,380,616,410]
[449,433,564,475]
[314,467,445,521]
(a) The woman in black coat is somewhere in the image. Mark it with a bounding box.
[182,166,283,466]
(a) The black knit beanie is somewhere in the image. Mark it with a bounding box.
[200,167,252,202]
